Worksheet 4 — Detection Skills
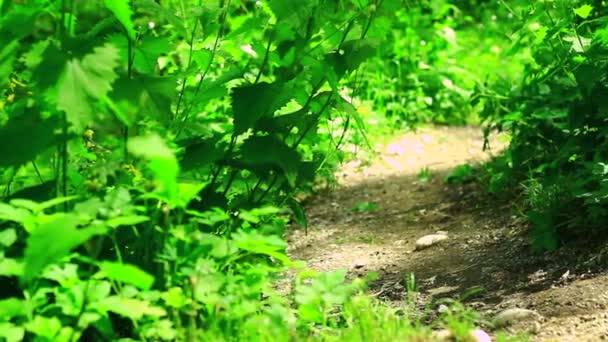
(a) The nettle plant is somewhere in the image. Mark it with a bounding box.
[0,0,398,340]
[476,1,608,251]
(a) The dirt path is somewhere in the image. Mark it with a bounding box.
[287,126,608,341]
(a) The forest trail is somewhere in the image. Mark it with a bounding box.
[287,126,608,341]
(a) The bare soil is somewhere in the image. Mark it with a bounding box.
[287,126,608,341]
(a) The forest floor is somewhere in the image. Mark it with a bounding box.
[287,126,608,341]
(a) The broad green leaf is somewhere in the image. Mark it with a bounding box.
[110,75,176,125]
[326,39,378,80]
[109,34,171,74]
[179,135,224,172]
[239,135,302,187]
[128,134,179,202]
[176,182,207,208]
[97,261,154,290]
[0,322,24,342]
[0,202,31,223]
[0,40,18,90]
[106,215,149,228]
[99,296,166,319]
[162,287,189,308]
[53,43,120,131]
[128,134,175,160]
[31,195,79,213]
[0,228,16,247]
[335,97,372,149]
[268,0,315,35]
[23,214,107,283]
[0,257,23,276]
[41,263,79,287]
[0,108,61,168]
[233,230,290,264]
[0,298,25,320]
[574,4,593,19]
[24,316,65,339]
[231,82,296,135]
[104,0,137,40]
[134,0,187,37]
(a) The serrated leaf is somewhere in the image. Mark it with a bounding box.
[231,82,296,135]
[111,75,176,125]
[239,135,302,187]
[574,4,593,19]
[104,0,137,40]
[110,34,171,73]
[98,261,154,290]
[53,43,120,131]
[179,135,224,172]
[335,97,372,150]
[0,40,18,90]
[0,107,61,168]
[23,214,107,283]
[134,0,187,37]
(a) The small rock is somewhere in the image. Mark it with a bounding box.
[352,260,365,269]
[437,304,449,313]
[493,308,540,328]
[415,234,448,250]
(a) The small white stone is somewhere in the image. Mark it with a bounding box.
[415,234,448,250]
[493,308,540,327]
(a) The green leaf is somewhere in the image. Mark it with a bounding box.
[179,135,224,172]
[0,298,26,320]
[128,134,180,202]
[233,230,290,264]
[106,215,149,228]
[23,214,107,283]
[239,135,302,187]
[574,4,593,19]
[99,296,166,319]
[0,258,23,277]
[162,287,189,308]
[24,315,62,338]
[0,40,18,90]
[286,197,307,230]
[110,75,176,126]
[104,0,137,40]
[98,261,154,290]
[134,0,187,37]
[52,43,121,131]
[31,196,79,213]
[0,107,61,168]
[110,34,171,74]
[0,202,31,224]
[0,322,25,342]
[0,228,17,247]
[231,82,296,135]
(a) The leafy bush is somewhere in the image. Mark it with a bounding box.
[357,0,526,128]
[478,1,608,250]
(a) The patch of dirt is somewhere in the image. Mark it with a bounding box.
[287,126,608,341]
